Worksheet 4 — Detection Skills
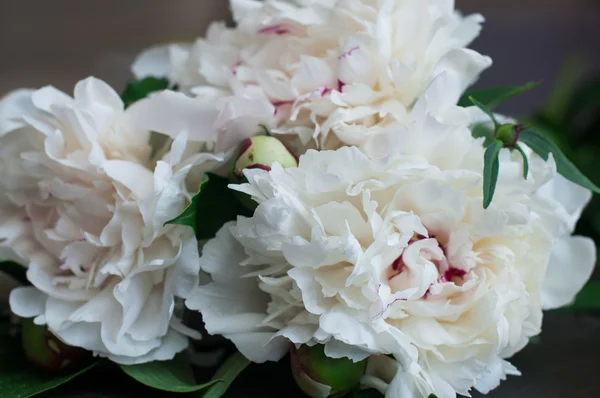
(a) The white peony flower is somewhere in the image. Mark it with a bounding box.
[0,77,223,364]
[132,0,491,149]
[186,103,595,397]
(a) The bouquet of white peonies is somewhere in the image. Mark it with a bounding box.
[0,0,598,397]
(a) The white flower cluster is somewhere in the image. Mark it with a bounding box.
[0,0,595,397]
[0,78,222,364]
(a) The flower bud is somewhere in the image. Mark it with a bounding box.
[495,124,524,147]
[291,344,367,397]
[21,318,89,373]
[228,135,298,209]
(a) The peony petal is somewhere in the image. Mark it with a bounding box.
[131,44,173,80]
[0,89,34,135]
[542,235,596,310]
[9,287,46,318]
[127,90,220,143]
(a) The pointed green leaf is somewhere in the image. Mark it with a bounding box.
[202,352,250,398]
[471,124,495,147]
[469,96,499,128]
[459,82,540,110]
[166,174,251,240]
[0,261,29,285]
[120,355,222,393]
[483,140,504,209]
[519,129,600,193]
[121,77,170,106]
[428,395,439,398]
[514,145,529,179]
[0,335,96,398]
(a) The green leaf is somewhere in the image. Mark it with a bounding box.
[514,145,529,179]
[519,129,600,193]
[483,140,504,209]
[541,55,586,125]
[0,338,96,398]
[121,77,170,106]
[428,395,439,398]
[471,124,495,147]
[167,174,251,240]
[459,82,540,110]
[469,96,499,128]
[0,261,29,285]
[565,281,600,310]
[202,352,250,398]
[120,355,221,393]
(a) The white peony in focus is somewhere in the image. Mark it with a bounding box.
[0,77,222,364]
[186,101,595,397]
[132,0,491,149]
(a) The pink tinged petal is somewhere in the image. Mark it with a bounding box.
[291,56,337,95]
[127,90,220,143]
[338,38,377,88]
[542,235,596,310]
[131,44,173,79]
[10,287,47,318]
[257,23,291,35]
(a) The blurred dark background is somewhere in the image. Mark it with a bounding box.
[0,0,599,116]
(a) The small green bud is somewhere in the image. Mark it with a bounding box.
[21,318,88,373]
[228,135,298,209]
[291,344,367,397]
[495,124,524,147]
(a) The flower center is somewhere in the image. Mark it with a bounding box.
[387,234,468,299]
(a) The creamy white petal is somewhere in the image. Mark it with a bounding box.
[542,235,596,310]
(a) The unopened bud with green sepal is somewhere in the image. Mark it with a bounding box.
[228,135,298,209]
[21,318,89,373]
[290,344,367,397]
[495,124,524,148]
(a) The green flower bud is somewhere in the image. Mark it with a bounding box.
[21,318,88,373]
[228,135,298,209]
[291,344,367,397]
[495,124,524,147]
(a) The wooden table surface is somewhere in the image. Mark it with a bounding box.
[1,1,599,397]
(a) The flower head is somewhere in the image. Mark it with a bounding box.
[186,102,595,396]
[132,0,491,150]
[0,77,222,364]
